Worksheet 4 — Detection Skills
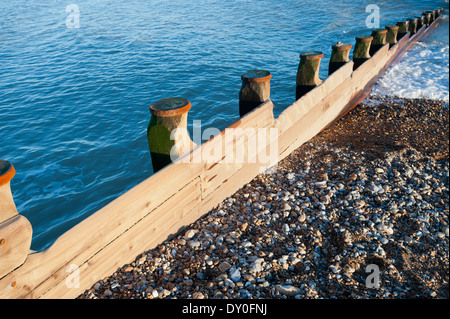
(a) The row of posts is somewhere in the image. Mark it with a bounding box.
[146,8,444,172]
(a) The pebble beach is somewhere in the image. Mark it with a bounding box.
[78,96,449,300]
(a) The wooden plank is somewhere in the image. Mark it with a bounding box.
[321,61,355,96]
[409,24,427,43]
[192,100,274,169]
[228,99,274,130]
[0,160,203,298]
[276,61,354,135]
[352,43,390,84]
[40,177,202,299]
[194,126,279,221]
[277,76,355,161]
[200,101,274,198]
[0,183,18,223]
[201,127,265,198]
[0,215,32,279]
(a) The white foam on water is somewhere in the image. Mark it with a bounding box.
[371,32,449,102]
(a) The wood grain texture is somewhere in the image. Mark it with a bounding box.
[0,215,32,279]
[0,183,19,223]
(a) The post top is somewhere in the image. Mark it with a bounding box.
[300,51,324,60]
[356,35,373,42]
[385,25,399,30]
[0,160,15,186]
[396,20,409,25]
[149,97,191,117]
[241,70,272,83]
[371,28,388,34]
[332,42,352,51]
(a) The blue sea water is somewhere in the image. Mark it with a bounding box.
[1,0,448,251]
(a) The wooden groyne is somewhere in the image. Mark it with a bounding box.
[0,9,444,299]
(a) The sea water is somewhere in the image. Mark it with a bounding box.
[371,14,449,101]
[1,0,448,250]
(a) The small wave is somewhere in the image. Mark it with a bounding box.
[371,38,449,102]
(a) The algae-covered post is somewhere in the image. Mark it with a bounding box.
[0,160,32,279]
[408,17,418,35]
[385,25,399,48]
[422,12,432,26]
[352,35,373,70]
[415,16,425,30]
[328,42,352,75]
[295,51,323,100]
[396,21,410,39]
[369,28,387,56]
[433,9,441,19]
[0,160,17,223]
[425,10,435,24]
[426,10,435,23]
[239,70,272,117]
[430,10,436,21]
[147,98,196,172]
[431,10,437,21]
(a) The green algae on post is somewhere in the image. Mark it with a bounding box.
[385,25,399,48]
[408,17,418,35]
[296,51,323,100]
[369,29,387,56]
[353,35,373,70]
[396,21,410,39]
[239,70,272,117]
[147,97,195,172]
[329,42,352,75]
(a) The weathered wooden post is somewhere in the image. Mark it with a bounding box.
[425,10,435,23]
[431,10,438,21]
[239,70,271,117]
[328,42,352,75]
[147,97,196,172]
[0,160,32,279]
[408,17,418,35]
[353,35,373,70]
[396,21,410,39]
[415,16,425,30]
[369,29,387,56]
[430,10,436,22]
[296,51,323,100]
[422,12,432,26]
[385,25,399,48]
